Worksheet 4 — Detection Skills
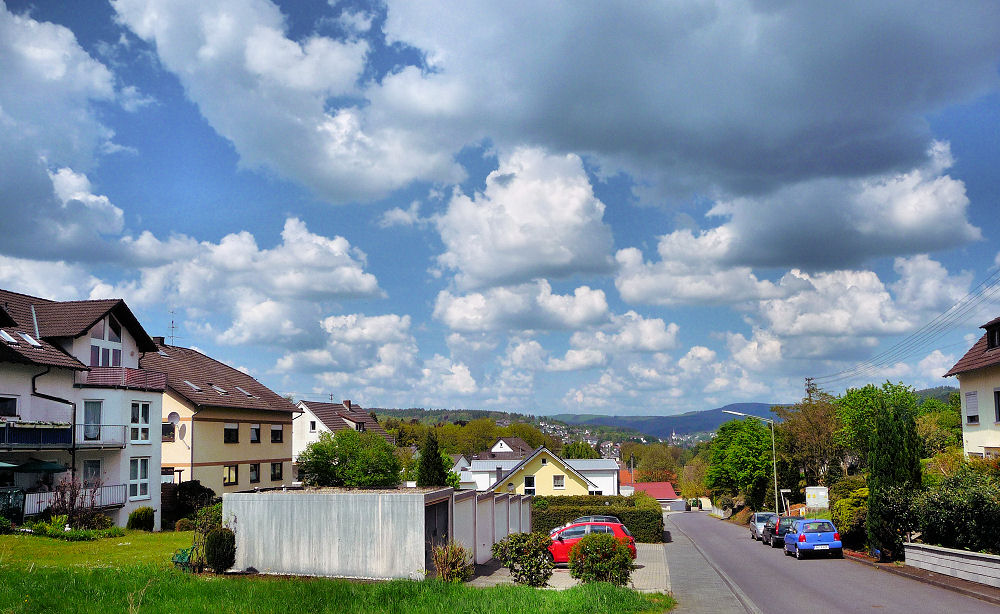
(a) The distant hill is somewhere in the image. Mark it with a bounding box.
[550,402,781,439]
[916,386,958,403]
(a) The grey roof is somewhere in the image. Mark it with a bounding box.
[487,447,597,491]
[468,459,521,472]
[566,459,620,471]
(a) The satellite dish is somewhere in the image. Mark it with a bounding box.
[178,424,187,439]
[167,412,180,425]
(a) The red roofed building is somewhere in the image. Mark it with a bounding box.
[629,481,679,501]
[945,316,1000,458]
[293,400,393,462]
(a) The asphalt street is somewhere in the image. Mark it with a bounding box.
[666,512,993,614]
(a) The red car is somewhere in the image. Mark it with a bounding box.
[548,522,637,563]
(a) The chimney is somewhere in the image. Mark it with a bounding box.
[152,336,165,345]
[342,399,351,410]
[495,466,503,484]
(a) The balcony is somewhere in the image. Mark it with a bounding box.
[24,484,128,517]
[0,423,127,450]
[75,367,166,392]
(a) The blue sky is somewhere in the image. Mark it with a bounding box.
[2,0,999,415]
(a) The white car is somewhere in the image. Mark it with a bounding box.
[749,512,777,541]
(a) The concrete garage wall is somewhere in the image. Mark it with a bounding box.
[453,491,476,556]
[905,543,1000,588]
[475,494,494,564]
[493,495,509,543]
[225,491,431,580]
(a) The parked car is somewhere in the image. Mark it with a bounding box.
[571,515,623,525]
[783,519,843,559]
[749,512,777,541]
[548,522,637,563]
[762,516,798,548]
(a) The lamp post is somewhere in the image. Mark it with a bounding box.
[722,410,779,515]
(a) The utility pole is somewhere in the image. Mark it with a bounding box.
[805,377,815,402]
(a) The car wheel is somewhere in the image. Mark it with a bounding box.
[795,545,803,560]
[783,545,791,556]
[770,536,777,548]
[833,549,843,559]
[762,534,769,546]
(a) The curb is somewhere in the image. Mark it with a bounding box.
[843,551,1000,607]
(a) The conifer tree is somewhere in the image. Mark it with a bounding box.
[417,429,448,487]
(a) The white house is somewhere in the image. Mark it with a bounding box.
[292,400,392,461]
[0,289,164,528]
[459,453,620,495]
[945,316,1000,458]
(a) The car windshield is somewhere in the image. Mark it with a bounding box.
[620,525,632,537]
[779,518,797,528]
[803,521,836,533]
[757,513,776,522]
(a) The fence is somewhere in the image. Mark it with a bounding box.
[24,484,128,516]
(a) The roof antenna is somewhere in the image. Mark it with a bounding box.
[168,310,177,345]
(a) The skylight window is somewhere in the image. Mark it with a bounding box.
[211,384,228,395]
[0,330,18,344]
[18,332,41,347]
[157,350,169,357]
[234,386,254,397]
[183,380,202,392]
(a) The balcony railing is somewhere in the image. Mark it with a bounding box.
[24,484,128,516]
[0,423,127,449]
[75,367,166,391]
[76,424,127,448]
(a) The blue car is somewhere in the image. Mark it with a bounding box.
[783,519,843,559]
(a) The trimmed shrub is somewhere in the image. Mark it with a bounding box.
[912,466,1000,554]
[73,509,113,530]
[491,532,554,587]
[568,533,634,586]
[205,527,236,573]
[829,474,867,504]
[831,487,868,548]
[174,518,195,532]
[430,541,474,582]
[531,493,664,543]
[174,480,218,521]
[0,516,10,534]
[126,506,155,531]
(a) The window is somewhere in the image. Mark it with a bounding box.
[210,384,228,395]
[224,423,239,444]
[271,424,283,443]
[271,462,283,481]
[541,458,547,466]
[588,490,602,496]
[250,424,260,443]
[966,391,980,425]
[223,465,238,486]
[130,402,150,443]
[553,474,565,490]
[356,422,366,432]
[989,327,1000,350]
[589,525,611,534]
[84,400,102,441]
[89,315,122,367]
[309,420,317,432]
[82,459,101,486]
[561,525,586,539]
[129,457,149,499]
[249,463,260,484]
[162,422,175,442]
[995,390,1000,423]
[524,475,535,496]
[0,395,16,417]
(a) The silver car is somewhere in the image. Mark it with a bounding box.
[749,512,777,540]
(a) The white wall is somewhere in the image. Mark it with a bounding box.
[475,495,494,564]
[292,403,330,460]
[580,469,618,495]
[956,369,1000,457]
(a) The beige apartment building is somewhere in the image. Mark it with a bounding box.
[140,339,297,495]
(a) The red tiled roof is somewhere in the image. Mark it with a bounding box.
[33,299,157,352]
[299,400,391,441]
[140,343,296,413]
[630,482,679,500]
[945,332,1000,377]
[0,289,86,370]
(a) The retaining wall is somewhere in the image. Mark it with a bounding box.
[905,542,1000,588]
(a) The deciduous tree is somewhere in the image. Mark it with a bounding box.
[563,441,601,459]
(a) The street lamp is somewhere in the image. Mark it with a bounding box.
[722,410,779,516]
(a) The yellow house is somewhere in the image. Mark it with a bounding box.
[489,448,597,496]
[140,339,298,495]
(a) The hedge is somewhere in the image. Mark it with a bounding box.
[532,493,664,543]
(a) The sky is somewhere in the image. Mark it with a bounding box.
[2,0,999,416]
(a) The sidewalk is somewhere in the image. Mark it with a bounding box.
[467,542,670,592]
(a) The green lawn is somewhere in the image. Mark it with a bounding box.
[0,531,675,613]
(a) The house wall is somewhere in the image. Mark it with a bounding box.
[190,408,293,495]
[0,364,76,422]
[225,491,427,579]
[160,391,195,481]
[68,325,142,368]
[495,453,590,496]
[291,403,331,460]
[956,368,1000,457]
[578,468,618,495]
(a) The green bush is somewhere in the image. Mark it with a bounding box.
[126,506,155,531]
[0,516,10,534]
[205,527,237,573]
[430,541,474,582]
[73,509,113,530]
[912,465,1000,554]
[829,474,867,504]
[568,533,634,586]
[174,518,195,532]
[174,480,218,521]
[831,487,868,548]
[194,503,222,536]
[491,532,554,587]
[531,493,663,543]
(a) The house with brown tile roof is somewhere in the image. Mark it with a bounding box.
[292,399,392,462]
[945,317,1000,458]
[470,436,534,461]
[0,288,164,528]
[140,339,297,495]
